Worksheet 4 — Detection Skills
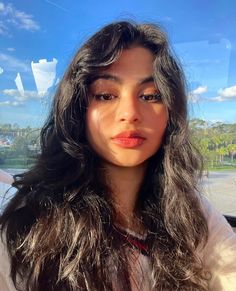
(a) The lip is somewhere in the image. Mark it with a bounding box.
[112,131,146,148]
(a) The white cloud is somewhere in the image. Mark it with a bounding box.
[218,85,236,98]
[0,1,40,35]
[206,85,236,102]
[209,96,224,102]
[192,86,208,95]
[31,58,58,95]
[188,84,236,103]
[0,52,29,72]
[2,88,44,102]
[14,10,40,31]
[209,119,224,123]
[0,66,3,75]
[0,100,24,107]
[188,86,208,103]
[0,87,51,111]
[0,20,7,35]
[188,93,200,103]
[7,47,15,52]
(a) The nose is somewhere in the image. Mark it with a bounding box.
[115,94,141,123]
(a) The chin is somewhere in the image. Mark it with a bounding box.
[108,158,148,168]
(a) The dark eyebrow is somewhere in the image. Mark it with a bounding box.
[139,76,154,85]
[91,73,122,84]
[90,74,154,85]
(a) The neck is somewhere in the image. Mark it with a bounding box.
[105,162,147,230]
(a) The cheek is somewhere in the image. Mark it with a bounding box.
[86,108,108,147]
[86,109,99,142]
[86,105,112,131]
[160,112,168,132]
[150,110,168,148]
[151,106,168,130]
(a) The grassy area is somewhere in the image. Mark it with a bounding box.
[208,167,236,172]
[1,164,30,169]
[1,155,235,172]
[2,165,235,172]
[207,166,236,172]
[205,159,236,171]
[0,157,35,169]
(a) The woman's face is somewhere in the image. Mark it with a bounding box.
[86,46,168,168]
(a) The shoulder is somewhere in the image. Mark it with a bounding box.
[0,170,14,185]
[200,196,234,235]
[199,196,236,290]
[0,236,17,291]
[0,183,17,213]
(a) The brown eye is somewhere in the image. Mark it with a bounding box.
[140,93,162,103]
[94,93,117,101]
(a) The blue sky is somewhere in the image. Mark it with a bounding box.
[0,0,236,127]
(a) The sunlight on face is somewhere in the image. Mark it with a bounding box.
[86,47,168,168]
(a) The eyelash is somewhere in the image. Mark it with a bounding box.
[94,93,116,101]
[93,93,162,103]
[140,93,162,103]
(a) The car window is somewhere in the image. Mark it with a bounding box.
[0,0,235,215]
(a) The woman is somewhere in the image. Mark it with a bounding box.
[0,21,236,291]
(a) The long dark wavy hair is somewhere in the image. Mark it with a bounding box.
[0,21,209,290]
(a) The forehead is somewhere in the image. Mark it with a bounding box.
[99,46,155,80]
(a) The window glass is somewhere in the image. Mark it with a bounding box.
[0,0,235,215]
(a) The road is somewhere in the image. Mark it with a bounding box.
[202,170,236,216]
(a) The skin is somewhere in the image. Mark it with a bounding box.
[86,47,168,227]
